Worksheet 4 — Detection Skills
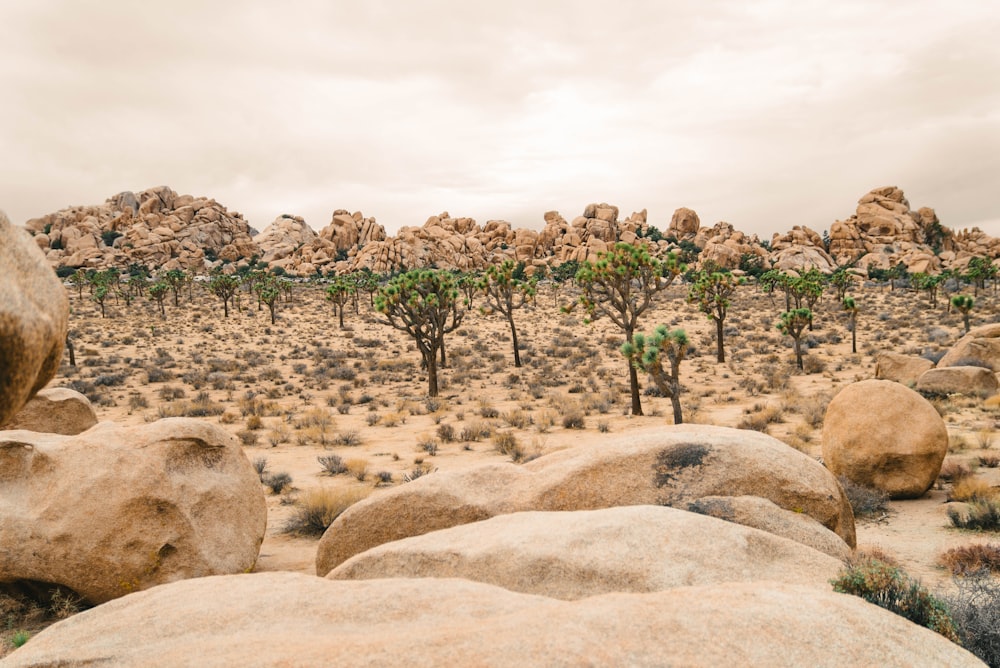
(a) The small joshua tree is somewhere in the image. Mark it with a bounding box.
[621,326,688,425]
[256,276,281,324]
[829,268,853,301]
[571,243,681,416]
[148,281,169,318]
[478,260,537,367]
[163,268,187,307]
[952,295,975,334]
[374,269,465,397]
[913,273,942,308]
[687,269,742,362]
[777,308,812,370]
[325,276,356,328]
[91,284,109,318]
[209,271,240,318]
[842,296,858,354]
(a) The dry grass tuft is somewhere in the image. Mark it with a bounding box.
[282,487,370,536]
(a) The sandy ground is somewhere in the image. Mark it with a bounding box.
[5,277,999,651]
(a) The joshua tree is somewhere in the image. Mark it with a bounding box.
[912,273,942,308]
[571,243,681,416]
[374,269,465,397]
[842,297,858,354]
[621,326,688,425]
[777,308,812,370]
[952,295,975,334]
[325,277,356,328]
[163,268,187,307]
[69,269,88,299]
[209,271,240,318]
[791,269,825,330]
[687,269,742,362]
[148,281,169,318]
[351,270,379,308]
[91,284,109,318]
[966,257,996,297]
[477,260,537,367]
[829,268,853,301]
[256,276,281,324]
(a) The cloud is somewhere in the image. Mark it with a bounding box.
[0,0,997,241]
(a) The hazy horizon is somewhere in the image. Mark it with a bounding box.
[2,2,998,238]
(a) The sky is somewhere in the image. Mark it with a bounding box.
[1,1,998,239]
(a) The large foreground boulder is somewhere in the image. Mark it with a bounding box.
[317,425,854,575]
[0,418,267,603]
[4,574,982,667]
[916,366,999,398]
[0,211,69,426]
[327,506,844,597]
[1,387,98,434]
[937,323,1000,370]
[823,380,948,499]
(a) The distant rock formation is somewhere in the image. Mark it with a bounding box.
[24,186,259,272]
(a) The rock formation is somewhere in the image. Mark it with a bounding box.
[0,211,68,427]
[316,425,854,575]
[327,505,845,596]
[1,387,98,435]
[4,574,983,666]
[24,186,259,272]
[822,379,949,499]
[0,418,267,604]
[936,323,1000,370]
[875,352,935,386]
[916,366,999,398]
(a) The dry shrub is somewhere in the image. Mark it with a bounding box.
[561,411,585,430]
[282,487,369,536]
[245,414,263,431]
[436,423,455,442]
[949,499,1000,531]
[738,402,784,432]
[492,430,521,457]
[939,459,974,483]
[944,574,1000,667]
[503,409,532,429]
[334,429,362,447]
[975,429,994,450]
[979,454,1000,468]
[939,543,1000,576]
[266,423,290,447]
[460,420,492,442]
[949,477,998,503]
[345,458,368,481]
[381,412,407,428]
[838,476,890,518]
[295,407,334,430]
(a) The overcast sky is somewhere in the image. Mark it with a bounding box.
[2,1,998,239]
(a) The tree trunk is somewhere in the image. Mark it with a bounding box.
[715,317,725,363]
[509,315,521,367]
[794,338,803,369]
[426,349,439,397]
[269,304,276,325]
[670,390,683,425]
[66,336,76,366]
[628,362,643,416]
[440,339,447,367]
[851,321,857,354]
[338,305,344,329]
[223,297,229,318]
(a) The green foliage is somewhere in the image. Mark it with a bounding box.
[550,260,580,283]
[478,259,537,367]
[325,276,357,327]
[636,224,664,243]
[621,325,688,424]
[831,554,960,643]
[209,271,240,318]
[687,270,743,362]
[11,630,30,648]
[100,229,122,246]
[777,308,811,369]
[829,268,854,300]
[913,273,943,307]
[952,295,975,333]
[948,499,1000,531]
[738,253,766,278]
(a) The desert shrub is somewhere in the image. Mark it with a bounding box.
[365,412,380,427]
[158,385,186,401]
[436,423,455,442]
[373,471,393,486]
[561,411,585,429]
[262,471,292,494]
[145,367,174,383]
[975,430,994,450]
[403,465,434,482]
[830,553,960,643]
[252,457,269,480]
[479,403,500,419]
[738,402,784,432]
[949,499,1000,531]
[317,454,347,475]
[597,420,610,433]
[460,420,492,442]
[266,424,290,447]
[939,544,1000,576]
[282,487,369,536]
[801,355,827,374]
[127,393,148,411]
[945,575,1000,666]
[939,459,975,483]
[838,476,890,518]
[979,455,1000,468]
[492,431,520,456]
[417,435,439,456]
[245,414,263,431]
[334,429,362,447]
[503,409,532,429]
[948,477,997,503]
[92,372,126,387]
[345,458,368,481]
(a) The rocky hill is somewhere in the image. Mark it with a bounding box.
[21,185,999,277]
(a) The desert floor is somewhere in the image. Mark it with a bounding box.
[4,277,1000,651]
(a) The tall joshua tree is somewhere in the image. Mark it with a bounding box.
[621,326,688,425]
[374,269,465,397]
[571,243,681,416]
[952,295,975,334]
[777,308,812,370]
[325,276,356,328]
[687,269,742,362]
[478,260,537,368]
[209,271,240,318]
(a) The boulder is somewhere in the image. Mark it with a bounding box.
[875,352,935,386]
[327,505,844,597]
[1,387,98,434]
[822,380,948,499]
[917,366,999,397]
[0,418,267,603]
[0,211,69,426]
[667,207,700,237]
[936,323,1000,371]
[316,425,855,575]
[4,574,983,667]
[685,495,851,560]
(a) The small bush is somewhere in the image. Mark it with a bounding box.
[939,543,1000,576]
[460,420,492,442]
[373,470,393,486]
[403,465,434,482]
[252,457,269,480]
[334,429,362,447]
[317,454,347,475]
[838,476,890,518]
[561,412,585,429]
[949,477,997,503]
[492,431,520,456]
[945,575,1000,666]
[236,429,259,447]
[830,552,960,643]
[417,436,439,456]
[10,630,30,648]
[263,471,293,494]
[282,487,369,536]
[939,459,975,483]
[979,455,1000,468]
[345,458,368,481]
[437,423,455,442]
[949,499,1000,531]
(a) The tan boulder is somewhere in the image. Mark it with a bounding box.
[0,418,267,603]
[316,425,855,575]
[0,211,69,426]
[4,574,983,667]
[327,505,844,597]
[685,495,851,560]
[916,366,999,398]
[667,207,700,237]
[2,387,98,434]
[937,323,1000,371]
[875,352,935,386]
[822,380,948,499]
